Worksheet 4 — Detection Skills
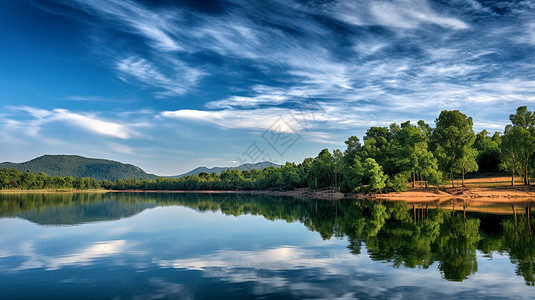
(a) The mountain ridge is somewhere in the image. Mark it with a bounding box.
[0,155,281,181]
[0,155,157,181]
[172,161,280,177]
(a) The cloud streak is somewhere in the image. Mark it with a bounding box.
[2,106,136,139]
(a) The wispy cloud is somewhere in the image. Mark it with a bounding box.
[73,0,182,51]
[3,106,136,139]
[332,0,468,29]
[115,56,204,97]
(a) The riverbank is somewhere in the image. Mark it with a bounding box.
[3,175,535,203]
[373,175,535,203]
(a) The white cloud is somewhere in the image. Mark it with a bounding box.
[74,0,182,51]
[160,108,287,130]
[53,109,132,139]
[116,56,204,97]
[334,0,468,30]
[3,106,135,139]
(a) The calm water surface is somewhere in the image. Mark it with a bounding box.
[0,192,534,299]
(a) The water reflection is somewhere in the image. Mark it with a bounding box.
[0,192,534,299]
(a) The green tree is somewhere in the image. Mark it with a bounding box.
[307,149,335,189]
[339,136,365,193]
[390,121,440,188]
[508,106,535,185]
[363,127,395,175]
[363,158,387,192]
[501,125,524,185]
[431,110,478,187]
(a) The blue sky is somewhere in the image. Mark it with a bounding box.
[1,0,534,175]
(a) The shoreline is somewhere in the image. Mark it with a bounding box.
[109,185,535,203]
[3,178,535,203]
[107,188,351,200]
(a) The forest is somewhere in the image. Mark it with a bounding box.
[0,106,533,193]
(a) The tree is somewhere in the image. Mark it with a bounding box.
[431,110,478,187]
[508,106,535,185]
[307,149,335,189]
[280,162,305,190]
[340,155,364,193]
[457,147,479,186]
[502,125,520,185]
[363,127,396,175]
[339,136,365,192]
[390,121,440,188]
[363,158,387,192]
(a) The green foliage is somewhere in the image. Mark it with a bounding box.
[0,168,101,190]
[431,110,477,186]
[363,158,387,192]
[340,156,364,193]
[306,149,335,189]
[386,172,408,192]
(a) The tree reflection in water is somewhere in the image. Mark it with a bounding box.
[1,192,534,285]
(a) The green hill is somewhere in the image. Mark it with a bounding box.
[0,155,157,181]
[173,161,280,177]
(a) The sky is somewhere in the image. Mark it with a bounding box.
[1,0,535,175]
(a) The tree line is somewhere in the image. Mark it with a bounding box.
[0,168,100,190]
[1,106,534,192]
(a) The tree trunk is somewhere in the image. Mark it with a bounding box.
[450,154,456,187]
[462,166,465,187]
[512,151,515,186]
[412,172,415,187]
[525,156,529,185]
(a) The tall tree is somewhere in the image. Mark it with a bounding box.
[307,149,335,189]
[390,121,440,188]
[508,106,535,185]
[501,125,524,185]
[431,110,477,187]
[340,136,364,193]
[363,158,387,192]
[363,127,396,175]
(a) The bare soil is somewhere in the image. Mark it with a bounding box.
[374,175,535,204]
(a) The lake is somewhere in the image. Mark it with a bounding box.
[0,192,534,299]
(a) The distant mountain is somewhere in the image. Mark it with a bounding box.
[173,161,280,177]
[0,155,157,181]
